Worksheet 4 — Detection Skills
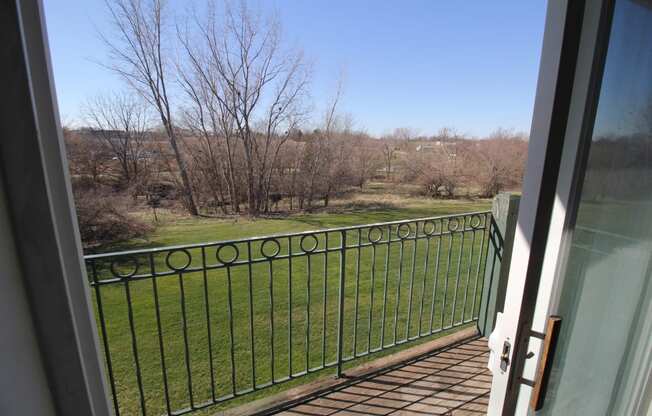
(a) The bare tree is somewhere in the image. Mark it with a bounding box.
[279,138,304,210]
[351,135,382,188]
[435,126,461,141]
[316,77,344,207]
[381,139,398,180]
[392,127,419,141]
[471,129,528,197]
[176,15,242,214]
[64,129,112,188]
[294,76,359,208]
[179,0,310,215]
[102,0,199,215]
[178,77,243,213]
[84,93,150,186]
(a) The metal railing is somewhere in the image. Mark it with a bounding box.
[86,211,492,416]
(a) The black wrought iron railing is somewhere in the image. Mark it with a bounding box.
[86,211,493,416]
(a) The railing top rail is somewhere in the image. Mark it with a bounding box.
[84,210,491,260]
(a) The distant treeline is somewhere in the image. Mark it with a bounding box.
[65,124,528,247]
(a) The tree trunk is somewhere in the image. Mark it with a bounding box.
[167,126,199,216]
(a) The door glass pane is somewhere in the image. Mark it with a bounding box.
[538,0,652,414]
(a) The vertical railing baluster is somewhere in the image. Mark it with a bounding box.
[367,235,377,353]
[472,214,490,319]
[225,265,237,395]
[305,244,311,372]
[405,225,418,340]
[380,224,391,348]
[429,222,443,333]
[451,217,466,326]
[471,216,488,318]
[288,237,293,377]
[178,271,194,408]
[91,261,120,416]
[149,255,171,414]
[125,274,147,415]
[268,257,275,383]
[352,228,361,356]
[247,242,256,388]
[393,226,405,344]
[336,230,347,377]
[473,220,486,319]
[322,233,328,368]
[462,224,477,322]
[418,226,432,336]
[441,219,454,329]
[200,248,216,402]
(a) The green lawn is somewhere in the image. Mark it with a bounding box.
[88,198,492,415]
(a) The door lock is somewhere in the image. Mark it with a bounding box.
[500,340,511,372]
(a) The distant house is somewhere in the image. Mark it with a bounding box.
[416,140,457,158]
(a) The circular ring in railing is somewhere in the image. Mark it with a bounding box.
[110,257,139,278]
[165,249,192,271]
[448,217,461,232]
[216,243,239,265]
[423,220,438,236]
[261,238,281,259]
[397,223,412,239]
[470,214,483,229]
[368,226,383,244]
[300,234,319,253]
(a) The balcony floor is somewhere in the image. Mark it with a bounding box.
[274,338,490,416]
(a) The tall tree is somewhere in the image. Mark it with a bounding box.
[102,0,199,215]
[179,0,310,215]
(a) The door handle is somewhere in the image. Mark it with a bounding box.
[530,316,562,411]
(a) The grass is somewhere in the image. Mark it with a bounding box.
[88,185,492,415]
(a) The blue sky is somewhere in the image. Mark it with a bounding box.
[43,1,546,137]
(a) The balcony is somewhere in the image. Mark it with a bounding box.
[86,205,509,416]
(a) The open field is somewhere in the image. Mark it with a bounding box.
[87,185,492,415]
[114,183,492,251]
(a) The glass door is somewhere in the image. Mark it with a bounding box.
[535,0,652,414]
[487,0,652,414]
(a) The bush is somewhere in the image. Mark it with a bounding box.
[74,189,152,248]
[420,172,458,199]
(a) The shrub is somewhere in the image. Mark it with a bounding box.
[74,189,152,248]
[419,172,458,199]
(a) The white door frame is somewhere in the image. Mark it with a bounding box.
[1,0,112,414]
[487,0,614,414]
